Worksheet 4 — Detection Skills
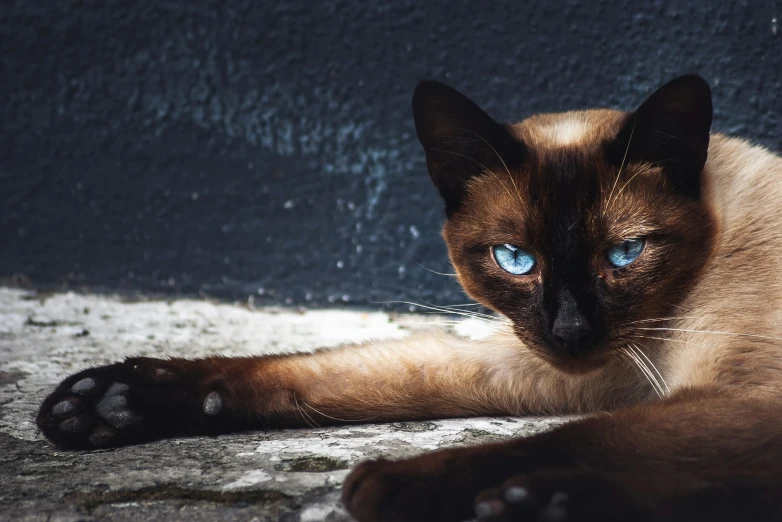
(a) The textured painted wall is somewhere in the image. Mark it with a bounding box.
[2,0,780,308]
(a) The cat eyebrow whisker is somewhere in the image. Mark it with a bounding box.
[610,167,648,207]
[426,145,519,205]
[413,261,459,278]
[426,146,491,172]
[603,113,637,214]
[649,128,684,142]
[459,127,526,208]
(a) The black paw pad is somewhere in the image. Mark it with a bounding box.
[57,414,92,436]
[202,391,223,416]
[94,383,141,430]
[104,382,129,397]
[475,500,506,519]
[51,399,81,418]
[70,377,99,395]
[539,492,569,522]
[504,486,529,504]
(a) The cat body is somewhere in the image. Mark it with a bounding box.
[37,76,782,521]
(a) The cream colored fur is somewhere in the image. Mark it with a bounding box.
[258,120,782,423]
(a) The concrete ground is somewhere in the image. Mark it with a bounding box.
[0,287,567,521]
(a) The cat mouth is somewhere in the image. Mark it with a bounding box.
[537,348,613,374]
[515,330,613,373]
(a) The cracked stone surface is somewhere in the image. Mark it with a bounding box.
[0,287,569,521]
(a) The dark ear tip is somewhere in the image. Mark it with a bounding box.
[673,73,710,86]
[662,74,712,98]
[412,80,452,107]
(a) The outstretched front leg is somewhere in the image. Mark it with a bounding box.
[343,388,782,522]
[37,356,257,449]
[38,330,620,449]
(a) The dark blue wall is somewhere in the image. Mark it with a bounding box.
[2,1,780,308]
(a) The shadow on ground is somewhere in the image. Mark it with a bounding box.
[0,288,567,521]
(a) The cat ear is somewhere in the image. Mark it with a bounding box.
[412,81,522,214]
[613,74,713,198]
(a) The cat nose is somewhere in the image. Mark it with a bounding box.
[551,319,593,354]
[549,288,593,355]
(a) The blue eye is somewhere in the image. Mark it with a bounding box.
[493,244,536,275]
[605,238,646,268]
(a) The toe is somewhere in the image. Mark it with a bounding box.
[95,393,129,419]
[94,391,141,430]
[104,409,141,430]
[538,493,569,522]
[57,414,93,436]
[51,398,81,418]
[70,377,100,395]
[503,486,530,505]
[104,382,130,397]
[474,499,506,520]
[202,391,223,416]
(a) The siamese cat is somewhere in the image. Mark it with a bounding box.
[37,75,782,521]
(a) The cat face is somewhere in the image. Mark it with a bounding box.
[413,76,717,372]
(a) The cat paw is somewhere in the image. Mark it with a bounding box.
[342,453,482,522]
[36,358,213,449]
[473,470,639,522]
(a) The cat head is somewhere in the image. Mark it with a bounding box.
[412,75,717,372]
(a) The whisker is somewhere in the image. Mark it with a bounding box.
[420,307,498,321]
[611,168,647,205]
[621,346,662,398]
[649,128,683,141]
[663,301,691,313]
[604,114,637,213]
[460,128,525,207]
[303,401,382,423]
[426,146,490,172]
[413,261,458,277]
[631,334,709,349]
[382,300,500,322]
[421,301,497,320]
[393,321,472,328]
[627,344,664,397]
[293,392,318,429]
[427,145,519,205]
[632,342,670,395]
[624,316,705,325]
[635,327,782,343]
